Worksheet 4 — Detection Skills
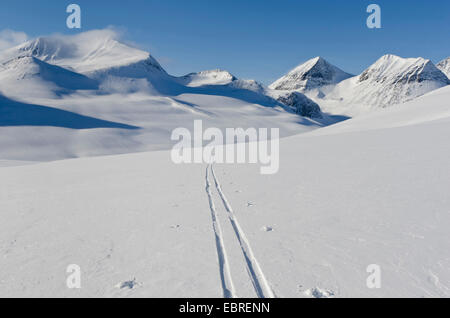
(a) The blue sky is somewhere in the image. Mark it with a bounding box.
[0,0,449,84]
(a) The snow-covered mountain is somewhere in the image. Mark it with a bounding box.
[0,29,322,109]
[8,30,165,76]
[271,91,322,119]
[0,55,98,98]
[0,29,448,162]
[0,30,172,94]
[270,55,449,116]
[321,55,449,115]
[269,57,353,92]
[0,30,328,162]
[177,69,237,87]
[437,57,450,79]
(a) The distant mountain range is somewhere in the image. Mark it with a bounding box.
[270,55,449,115]
[0,31,327,161]
[0,30,448,161]
[1,31,448,117]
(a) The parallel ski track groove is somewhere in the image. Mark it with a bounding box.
[210,165,275,298]
[205,165,236,298]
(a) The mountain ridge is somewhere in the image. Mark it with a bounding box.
[325,54,449,112]
[0,31,448,118]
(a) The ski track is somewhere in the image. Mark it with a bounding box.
[205,165,236,298]
[210,165,275,299]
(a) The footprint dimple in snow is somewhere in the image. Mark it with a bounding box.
[116,278,139,290]
[304,287,335,298]
[171,224,181,229]
[427,271,440,287]
[261,226,274,232]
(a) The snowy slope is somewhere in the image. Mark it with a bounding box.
[0,56,98,99]
[437,57,450,79]
[0,88,323,162]
[322,55,449,115]
[177,70,237,87]
[311,85,450,135]
[1,84,449,298]
[269,57,353,92]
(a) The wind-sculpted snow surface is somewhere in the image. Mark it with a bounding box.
[1,86,449,297]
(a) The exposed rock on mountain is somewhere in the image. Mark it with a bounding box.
[437,57,450,79]
[270,57,353,91]
[178,69,237,87]
[275,91,322,119]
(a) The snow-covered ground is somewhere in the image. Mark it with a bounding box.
[1,86,449,298]
[0,90,319,161]
[0,29,449,298]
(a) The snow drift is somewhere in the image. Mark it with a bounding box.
[1,82,449,298]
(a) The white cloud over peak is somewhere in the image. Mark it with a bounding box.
[0,29,28,51]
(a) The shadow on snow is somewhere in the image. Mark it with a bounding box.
[0,95,139,130]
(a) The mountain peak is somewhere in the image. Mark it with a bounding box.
[325,54,450,113]
[359,54,448,85]
[308,56,325,64]
[1,30,166,76]
[437,57,450,79]
[269,56,353,91]
[178,69,237,87]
